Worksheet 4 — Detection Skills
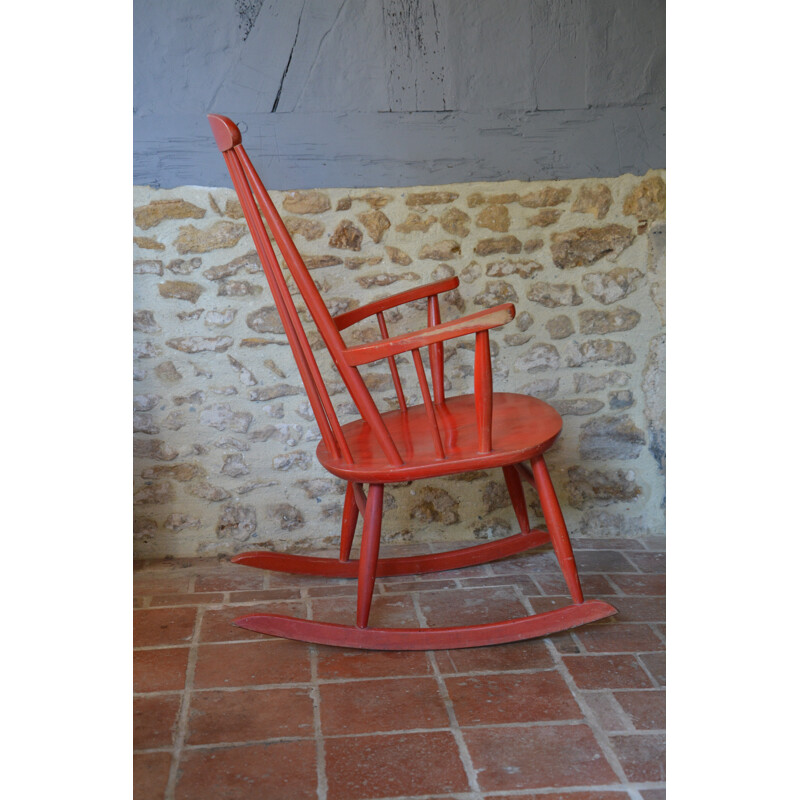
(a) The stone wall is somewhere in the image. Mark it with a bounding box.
[133,171,665,559]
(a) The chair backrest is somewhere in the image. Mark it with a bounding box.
[209,114,409,465]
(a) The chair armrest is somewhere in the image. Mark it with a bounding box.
[342,304,515,366]
[332,277,460,331]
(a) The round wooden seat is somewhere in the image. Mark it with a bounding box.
[317,392,563,483]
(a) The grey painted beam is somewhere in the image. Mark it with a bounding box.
[134,105,665,190]
[133,0,665,189]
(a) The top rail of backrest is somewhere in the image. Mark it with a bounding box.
[208,114,242,152]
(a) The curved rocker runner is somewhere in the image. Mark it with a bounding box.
[207,114,617,650]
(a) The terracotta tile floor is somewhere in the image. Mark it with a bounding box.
[133,537,665,800]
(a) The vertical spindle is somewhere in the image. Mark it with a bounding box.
[475,329,493,453]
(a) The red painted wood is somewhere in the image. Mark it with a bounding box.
[427,295,445,405]
[208,114,241,151]
[356,484,384,627]
[231,528,552,577]
[351,482,367,515]
[474,329,493,453]
[531,456,584,604]
[316,393,562,483]
[236,139,405,466]
[412,348,446,460]
[207,113,619,649]
[333,277,459,330]
[339,482,360,562]
[377,311,407,412]
[233,600,618,650]
[502,465,530,535]
[513,460,536,488]
[222,147,350,463]
[343,304,515,366]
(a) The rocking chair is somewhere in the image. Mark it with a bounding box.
[207,114,617,649]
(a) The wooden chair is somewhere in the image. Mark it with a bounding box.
[207,114,616,649]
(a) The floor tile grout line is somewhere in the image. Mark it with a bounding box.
[163,606,203,800]
[168,717,597,752]
[583,688,637,735]
[566,628,586,655]
[147,713,664,748]
[633,653,663,690]
[147,682,316,695]
[136,664,581,694]
[132,587,671,608]
[651,622,666,645]
[602,575,627,595]
[177,728,452,750]
[316,666,562,683]
[616,551,644,574]
[165,719,669,753]
[354,794,479,800]
[543,635,633,788]
[475,783,665,798]
[309,642,328,800]
[512,585,632,788]
[570,645,665,658]
[415,593,483,796]
[135,595,304,608]
[304,591,328,800]
[179,737,319,751]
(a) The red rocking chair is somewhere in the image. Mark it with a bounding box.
[207,114,616,649]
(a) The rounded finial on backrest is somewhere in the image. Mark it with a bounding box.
[207,114,242,152]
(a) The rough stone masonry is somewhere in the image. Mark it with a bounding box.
[133,171,665,559]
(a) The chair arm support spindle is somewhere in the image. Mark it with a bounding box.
[474,329,493,453]
[428,295,445,404]
[377,311,408,413]
[412,349,446,460]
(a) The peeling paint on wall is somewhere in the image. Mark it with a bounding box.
[235,0,264,41]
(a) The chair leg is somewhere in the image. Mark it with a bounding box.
[531,456,584,604]
[339,481,360,562]
[502,464,531,535]
[356,483,384,628]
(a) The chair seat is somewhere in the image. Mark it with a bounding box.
[317,392,563,483]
